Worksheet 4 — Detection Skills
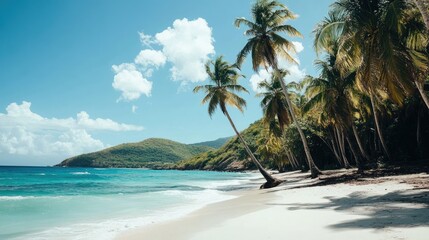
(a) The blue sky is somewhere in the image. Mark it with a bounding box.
[0,0,334,166]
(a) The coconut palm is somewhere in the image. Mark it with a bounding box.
[257,74,291,134]
[401,3,429,108]
[305,51,370,170]
[313,0,429,160]
[235,0,321,178]
[193,56,282,188]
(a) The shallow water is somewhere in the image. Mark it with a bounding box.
[0,166,256,239]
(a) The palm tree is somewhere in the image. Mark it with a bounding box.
[313,0,428,160]
[257,74,300,171]
[402,3,429,108]
[304,52,369,170]
[193,56,282,188]
[235,0,322,178]
[257,75,291,134]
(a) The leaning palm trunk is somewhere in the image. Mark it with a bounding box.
[285,148,299,170]
[413,0,429,31]
[351,124,367,172]
[276,75,321,178]
[346,136,358,161]
[321,128,342,165]
[369,93,391,160]
[415,80,429,109]
[223,109,282,188]
[335,126,351,168]
[290,150,302,170]
[351,124,369,162]
[331,127,345,166]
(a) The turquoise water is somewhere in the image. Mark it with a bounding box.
[0,166,256,240]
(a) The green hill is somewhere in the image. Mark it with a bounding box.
[56,138,214,168]
[190,137,231,149]
[175,121,265,171]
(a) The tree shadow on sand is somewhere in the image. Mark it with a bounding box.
[273,189,429,229]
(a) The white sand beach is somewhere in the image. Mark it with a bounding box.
[117,171,429,240]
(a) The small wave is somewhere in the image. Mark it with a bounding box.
[162,190,185,196]
[16,191,236,240]
[0,196,67,201]
[0,196,33,201]
[71,172,90,175]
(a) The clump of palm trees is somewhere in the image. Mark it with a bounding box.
[194,0,429,188]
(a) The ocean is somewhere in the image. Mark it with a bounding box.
[0,166,257,240]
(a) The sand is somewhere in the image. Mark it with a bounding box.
[116,171,429,240]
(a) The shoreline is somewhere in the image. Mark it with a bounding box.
[0,168,259,240]
[116,170,429,240]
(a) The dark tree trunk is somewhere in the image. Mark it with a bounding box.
[369,93,391,160]
[275,70,321,178]
[352,124,369,162]
[223,109,282,188]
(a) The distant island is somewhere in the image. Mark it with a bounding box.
[56,121,271,171]
[56,137,231,169]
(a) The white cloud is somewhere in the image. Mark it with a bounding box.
[134,49,166,69]
[112,18,215,102]
[0,101,143,158]
[249,70,271,93]
[112,63,153,101]
[292,41,304,54]
[51,129,105,156]
[155,18,215,84]
[76,111,143,131]
[249,41,306,93]
[139,31,158,47]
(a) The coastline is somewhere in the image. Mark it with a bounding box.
[116,171,429,240]
[0,168,259,240]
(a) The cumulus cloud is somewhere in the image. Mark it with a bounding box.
[0,101,143,157]
[134,49,166,69]
[249,41,306,93]
[139,31,158,48]
[292,41,304,54]
[112,18,215,102]
[76,111,143,131]
[249,70,272,93]
[155,18,215,84]
[112,63,153,101]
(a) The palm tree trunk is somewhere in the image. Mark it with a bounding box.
[326,128,342,165]
[277,75,321,178]
[341,129,352,168]
[285,148,298,169]
[290,150,302,171]
[413,0,429,31]
[330,138,343,165]
[331,128,343,165]
[223,109,282,188]
[415,80,429,109]
[369,93,391,160]
[346,136,360,167]
[351,124,369,161]
[335,126,351,168]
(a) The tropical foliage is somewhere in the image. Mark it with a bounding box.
[190,0,429,177]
